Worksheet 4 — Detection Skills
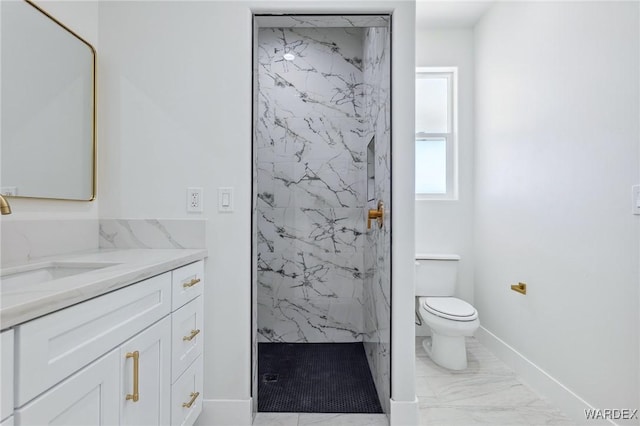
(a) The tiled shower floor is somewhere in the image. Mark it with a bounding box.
[252,337,573,426]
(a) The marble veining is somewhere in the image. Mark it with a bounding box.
[361,26,392,415]
[416,337,574,426]
[99,218,206,249]
[256,27,368,343]
[1,219,98,266]
[255,15,390,29]
[0,248,207,328]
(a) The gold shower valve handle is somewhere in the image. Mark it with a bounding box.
[367,201,384,229]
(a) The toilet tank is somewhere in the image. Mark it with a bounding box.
[415,254,460,296]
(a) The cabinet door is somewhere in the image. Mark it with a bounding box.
[120,316,171,426]
[15,349,119,425]
[1,330,13,422]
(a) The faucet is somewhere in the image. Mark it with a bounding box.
[0,194,12,215]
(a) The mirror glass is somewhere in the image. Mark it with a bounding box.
[1,0,95,201]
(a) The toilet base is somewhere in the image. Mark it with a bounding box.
[422,334,468,370]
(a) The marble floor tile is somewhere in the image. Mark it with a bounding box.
[427,374,542,407]
[417,337,574,426]
[253,413,300,426]
[298,413,388,426]
[415,375,438,403]
[518,401,578,426]
[419,405,530,426]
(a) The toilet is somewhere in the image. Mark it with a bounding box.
[415,254,479,370]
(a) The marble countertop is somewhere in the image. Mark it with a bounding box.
[0,248,207,329]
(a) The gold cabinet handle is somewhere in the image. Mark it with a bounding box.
[182,391,200,409]
[183,329,201,341]
[183,278,201,288]
[125,351,140,402]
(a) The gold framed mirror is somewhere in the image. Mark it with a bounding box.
[1,0,96,201]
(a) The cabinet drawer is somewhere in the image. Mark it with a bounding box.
[15,349,119,426]
[1,330,13,421]
[172,261,204,311]
[171,355,203,426]
[15,272,171,406]
[171,297,203,382]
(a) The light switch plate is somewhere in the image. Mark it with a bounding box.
[218,187,234,212]
[633,185,640,215]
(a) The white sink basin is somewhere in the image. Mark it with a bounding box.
[1,261,121,290]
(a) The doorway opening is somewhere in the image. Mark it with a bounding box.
[251,14,392,416]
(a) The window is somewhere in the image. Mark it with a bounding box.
[415,67,457,199]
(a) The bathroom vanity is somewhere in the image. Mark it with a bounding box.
[0,249,207,426]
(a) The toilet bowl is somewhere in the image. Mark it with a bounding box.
[418,296,479,370]
[415,254,480,370]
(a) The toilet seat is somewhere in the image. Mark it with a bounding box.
[422,297,478,322]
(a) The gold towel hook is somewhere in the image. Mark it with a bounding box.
[510,282,527,295]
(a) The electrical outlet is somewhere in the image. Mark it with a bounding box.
[187,187,203,213]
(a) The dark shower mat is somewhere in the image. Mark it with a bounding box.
[258,342,383,413]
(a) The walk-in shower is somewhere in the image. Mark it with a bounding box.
[251,14,392,416]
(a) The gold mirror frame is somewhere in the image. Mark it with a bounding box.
[1,0,96,201]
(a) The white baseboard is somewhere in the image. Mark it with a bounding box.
[390,397,419,426]
[476,327,616,426]
[195,398,253,426]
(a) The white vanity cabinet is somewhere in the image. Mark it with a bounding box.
[1,330,14,425]
[6,259,205,426]
[14,349,120,425]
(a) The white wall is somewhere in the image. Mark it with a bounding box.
[0,0,99,221]
[98,1,416,424]
[415,28,475,314]
[474,2,639,422]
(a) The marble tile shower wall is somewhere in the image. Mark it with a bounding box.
[256,27,368,343]
[362,27,391,414]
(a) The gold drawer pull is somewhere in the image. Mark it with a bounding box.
[182,391,200,408]
[183,278,201,288]
[125,351,140,402]
[183,329,201,341]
